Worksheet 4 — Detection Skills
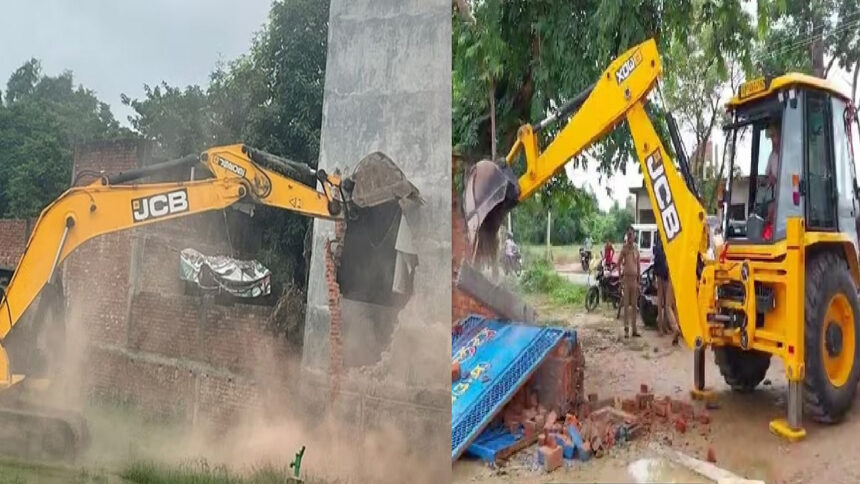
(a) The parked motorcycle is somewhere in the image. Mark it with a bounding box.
[638,264,658,328]
[579,247,592,272]
[585,261,621,313]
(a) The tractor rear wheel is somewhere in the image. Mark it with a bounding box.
[714,346,771,392]
[803,251,860,423]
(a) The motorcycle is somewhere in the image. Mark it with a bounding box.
[586,262,658,326]
[502,246,523,276]
[585,261,622,313]
[638,263,658,328]
[579,247,592,272]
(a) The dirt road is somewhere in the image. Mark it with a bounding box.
[453,296,860,484]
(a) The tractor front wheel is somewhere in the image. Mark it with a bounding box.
[803,251,860,423]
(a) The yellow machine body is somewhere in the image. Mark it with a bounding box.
[488,38,860,440]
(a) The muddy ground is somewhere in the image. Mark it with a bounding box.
[453,293,860,484]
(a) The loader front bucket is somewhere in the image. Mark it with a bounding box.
[462,160,520,262]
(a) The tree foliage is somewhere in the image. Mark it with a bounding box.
[0,59,129,217]
[754,0,860,80]
[121,0,329,287]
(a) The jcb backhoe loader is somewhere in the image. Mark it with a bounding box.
[465,38,860,441]
[0,143,408,459]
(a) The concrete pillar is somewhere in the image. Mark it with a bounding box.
[303,0,451,382]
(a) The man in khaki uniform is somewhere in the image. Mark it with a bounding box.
[618,226,641,337]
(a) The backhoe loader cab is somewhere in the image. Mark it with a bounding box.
[711,74,860,440]
[722,75,860,248]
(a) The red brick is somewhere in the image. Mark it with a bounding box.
[674,417,687,433]
[522,408,537,421]
[539,445,563,472]
[707,447,716,463]
[534,413,546,430]
[544,411,558,431]
[678,401,694,419]
[622,398,637,413]
[528,391,539,409]
[636,393,654,410]
[653,401,668,418]
[452,362,460,382]
[523,419,537,438]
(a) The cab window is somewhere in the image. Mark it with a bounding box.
[639,230,652,250]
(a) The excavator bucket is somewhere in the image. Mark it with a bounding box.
[333,153,423,368]
[462,160,520,261]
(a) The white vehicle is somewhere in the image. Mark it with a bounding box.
[632,223,658,271]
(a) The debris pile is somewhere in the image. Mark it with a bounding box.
[493,382,714,473]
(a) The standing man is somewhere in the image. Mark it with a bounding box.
[653,235,680,345]
[618,226,641,338]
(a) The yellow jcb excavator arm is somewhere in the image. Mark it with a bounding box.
[0,143,350,387]
[504,39,712,349]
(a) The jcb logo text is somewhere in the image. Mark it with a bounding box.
[218,157,246,177]
[132,189,189,223]
[614,50,642,85]
[646,150,682,241]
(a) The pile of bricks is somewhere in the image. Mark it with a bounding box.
[496,382,713,473]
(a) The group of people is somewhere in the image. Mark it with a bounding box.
[601,226,680,344]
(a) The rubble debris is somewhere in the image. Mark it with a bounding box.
[537,444,563,472]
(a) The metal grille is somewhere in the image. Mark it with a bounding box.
[451,325,565,460]
[453,314,487,351]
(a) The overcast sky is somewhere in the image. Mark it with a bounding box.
[0,0,272,125]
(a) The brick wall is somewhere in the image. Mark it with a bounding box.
[0,219,35,269]
[55,139,286,432]
[452,191,494,325]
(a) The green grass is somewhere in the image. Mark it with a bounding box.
[120,459,330,484]
[519,258,587,306]
[0,457,110,484]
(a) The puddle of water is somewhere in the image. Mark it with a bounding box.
[627,458,713,484]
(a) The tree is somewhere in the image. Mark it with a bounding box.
[122,0,330,288]
[0,60,128,218]
[755,0,860,81]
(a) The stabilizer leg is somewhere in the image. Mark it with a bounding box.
[769,379,806,441]
[690,339,715,401]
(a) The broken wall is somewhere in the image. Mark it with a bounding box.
[301,0,451,476]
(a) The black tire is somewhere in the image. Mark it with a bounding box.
[585,287,599,312]
[803,251,860,423]
[640,295,657,328]
[714,346,771,392]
